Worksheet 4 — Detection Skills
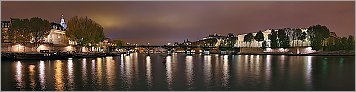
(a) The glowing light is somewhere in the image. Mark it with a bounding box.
[65,46,74,52]
[82,58,87,85]
[185,56,193,90]
[54,60,64,91]
[15,61,24,89]
[29,65,36,90]
[96,58,103,86]
[67,59,74,90]
[265,48,272,52]
[304,56,313,89]
[13,44,25,52]
[203,55,212,87]
[39,61,46,90]
[304,47,315,54]
[166,56,173,90]
[222,55,229,87]
[146,56,152,88]
[105,56,115,90]
[37,45,49,52]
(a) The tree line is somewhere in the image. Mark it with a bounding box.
[10,17,51,44]
[243,24,354,51]
[7,16,127,47]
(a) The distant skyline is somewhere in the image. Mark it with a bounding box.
[2,1,355,45]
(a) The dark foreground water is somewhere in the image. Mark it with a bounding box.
[1,53,355,91]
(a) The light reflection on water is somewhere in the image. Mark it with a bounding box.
[3,54,354,91]
[203,55,212,90]
[305,56,313,90]
[54,60,64,91]
[264,55,272,90]
[166,56,173,90]
[14,61,24,90]
[29,65,36,90]
[124,55,133,89]
[82,58,87,87]
[222,55,229,88]
[39,61,46,90]
[67,59,74,90]
[96,58,103,89]
[105,56,116,90]
[145,56,152,89]
[185,55,194,90]
[90,59,96,89]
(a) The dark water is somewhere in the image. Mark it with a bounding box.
[1,53,355,91]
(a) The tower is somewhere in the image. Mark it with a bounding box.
[60,14,67,29]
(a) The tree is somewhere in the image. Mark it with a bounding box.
[298,32,307,46]
[225,37,237,47]
[262,41,267,49]
[10,18,30,43]
[66,16,105,46]
[113,39,126,46]
[205,38,217,47]
[278,29,290,48]
[9,17,51,44]
[347,35,355,50]
[29,17,51,43]
[269,29,278,49]
[307,25,330,50]
[244,33,254,47]
[293,29,302,47]
[340,37,348,50]
[254,31,264,47]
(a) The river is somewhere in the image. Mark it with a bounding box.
[1,53,354,91]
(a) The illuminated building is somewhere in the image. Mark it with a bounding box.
[1,21,11,42]
[44,23,69,45]
[1,14,77,52]
[236,28,311,48]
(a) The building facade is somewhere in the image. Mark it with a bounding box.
[1,21,11,42]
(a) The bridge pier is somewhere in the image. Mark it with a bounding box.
[126,48,131,56]
[202,48,210,55]
[167,48,173,56]
[185,48,193,55]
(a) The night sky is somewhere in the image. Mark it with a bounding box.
[2,1,355,45]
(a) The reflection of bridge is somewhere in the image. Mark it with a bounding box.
[116,45,240,54]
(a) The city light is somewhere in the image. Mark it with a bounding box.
[1,2,354,91]
[13,44,24,52]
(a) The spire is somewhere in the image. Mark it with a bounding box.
[60,12,67,29]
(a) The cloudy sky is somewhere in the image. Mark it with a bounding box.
[2,1,354,45]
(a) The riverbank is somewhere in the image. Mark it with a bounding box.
[1,52,125,60]
[2,50,354,60]
[238,50,355,56]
